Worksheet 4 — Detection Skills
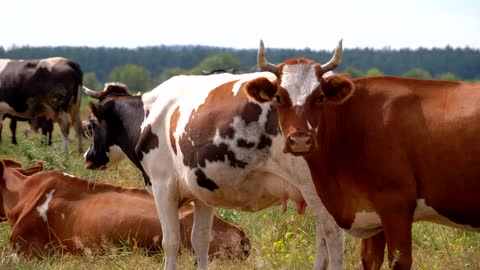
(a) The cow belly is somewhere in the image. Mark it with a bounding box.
[414,199,480,232]
[185,167,303,212]
[346,211,383,239]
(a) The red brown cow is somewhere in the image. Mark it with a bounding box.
[245,40,480,269]
[0,159,250,259]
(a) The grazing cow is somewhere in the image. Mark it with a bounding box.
[245,40,480,270]
[0,114,54,145]
[0,57,83,153]
[82,78,344,270]
[0,158,250,259]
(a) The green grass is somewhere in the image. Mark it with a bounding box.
[0,121,479,269]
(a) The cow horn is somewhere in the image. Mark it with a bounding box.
[82,86,101,99]
[320,39,343,73]
[257,40,279,74]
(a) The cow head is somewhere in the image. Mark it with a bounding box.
[245,40,354,155]
[82,84,129,170]
[0,159,43,222]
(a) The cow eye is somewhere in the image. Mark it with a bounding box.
[318,95,325,104]
[275,95,281,104]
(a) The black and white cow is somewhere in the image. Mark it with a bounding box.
[0,114,54,145]
[83,73,344,270]
[0,57,83,152]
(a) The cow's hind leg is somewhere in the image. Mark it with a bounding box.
[57,112,71,153]
[152,180,180,270]
[191,201,214,270]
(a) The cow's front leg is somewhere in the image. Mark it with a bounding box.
[381,209,414,270]
[361,231,386,270]
[152,181,180,270]
[192,200,214,270]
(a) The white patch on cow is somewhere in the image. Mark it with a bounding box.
[36,189,55,222]
[106,145,126,167]
[347,211,383,238]
[0,102,14,113]
[307,120,313,130]
[280,63,320,106]
[153,235,160,243]
[61,213,65,220]
[0,59,11,76]
[63,173,75,178]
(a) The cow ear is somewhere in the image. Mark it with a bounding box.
[322,74,355,104]
[0,160,5,182]
[244,77,277,103]
[88,102,102,119]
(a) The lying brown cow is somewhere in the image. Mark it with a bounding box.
[0,159,250,259]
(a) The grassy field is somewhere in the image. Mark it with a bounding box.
[0,119,478,270]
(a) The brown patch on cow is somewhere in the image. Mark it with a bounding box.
[195,169,219,191]
[136,124,159,161]
[257,135,272,150]
[237,139,255,148]
[98,83,133,101]
[265,105,280,135]
[170,107,181,155]
[179,80,263,172]
[283,57,317,66]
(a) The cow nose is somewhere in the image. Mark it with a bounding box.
[287,133,313,153]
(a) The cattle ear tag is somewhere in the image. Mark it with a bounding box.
[259,90,270,100]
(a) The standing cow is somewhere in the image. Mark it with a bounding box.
[82,75,344,270]
[0,114,54,145]
[0,57,83,153]
[245,40,480,269]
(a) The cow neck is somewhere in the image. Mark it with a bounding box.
[110,96,151,186]
[303,89,369,229]
[110,97,144,162]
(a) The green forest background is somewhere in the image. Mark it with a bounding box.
[2,44,479,92]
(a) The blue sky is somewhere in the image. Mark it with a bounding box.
[2,0,479,50]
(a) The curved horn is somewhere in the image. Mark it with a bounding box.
[321,39,343,72]
[257,40,279,74]
[82,86,102,99]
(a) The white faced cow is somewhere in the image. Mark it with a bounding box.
[83,71,345,270]
[0,57,83,152]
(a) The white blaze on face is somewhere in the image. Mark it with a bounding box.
[36,189,55,222]
[280,63,320,106]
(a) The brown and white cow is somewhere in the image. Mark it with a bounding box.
[0,158,250,259]
[0,57,83,152]
[82,76,344,269]
[245,40,480,269]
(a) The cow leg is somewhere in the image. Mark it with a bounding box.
[318,208,344,270]
[151,182,180,270]
[301,187,344,270]
[361,231,386,270]
[57,113,71,153]
[73,112,83,153]
[9,118,17,144]
[191,201,214,270]
[381,211,414,270]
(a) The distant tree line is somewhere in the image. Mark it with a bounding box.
[1,45,479,92]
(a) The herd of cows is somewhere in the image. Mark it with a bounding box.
[0,40,479,270]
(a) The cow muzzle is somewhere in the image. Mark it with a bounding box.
[84,161,106,170]
[285,132,315,154]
